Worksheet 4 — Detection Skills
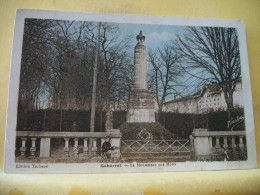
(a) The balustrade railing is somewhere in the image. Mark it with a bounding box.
[191,129,246,161]
[16,130,121,158]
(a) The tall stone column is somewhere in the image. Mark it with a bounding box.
[134,33,148,90]
[127,31,155,123]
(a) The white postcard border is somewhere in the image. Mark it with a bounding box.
[4,9,257,173]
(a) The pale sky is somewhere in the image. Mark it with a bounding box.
[113,22,185,52]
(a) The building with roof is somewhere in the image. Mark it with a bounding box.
[163,80,243,114]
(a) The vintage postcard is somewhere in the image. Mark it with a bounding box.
[4,9,257,173]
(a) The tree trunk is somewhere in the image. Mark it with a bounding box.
[222,84,234,121]
[100,108,103,132]
[105,87,111,131]
[157,104,163,122]
[163,113,166,127]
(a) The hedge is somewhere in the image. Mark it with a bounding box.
[16,108,245,138]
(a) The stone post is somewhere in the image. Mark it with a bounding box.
[208,136,213,151]
[73,138,79,157]
[189,135,195,160]
[231,136,236,149]
[215,137,221,149]
[107,129,121,148]
[239,136,244,150]
[92,138,97,155]
[223,136,228,149]
[83,138,88,156]
[40,138,51,158]
[20,137,27,157]
[30,138,37,157]
[64,138,70,157]
[109,129,121,158]
[110,136,121,148]
[192,129,211,159]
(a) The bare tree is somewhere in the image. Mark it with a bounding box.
[19,19,56,110]
[19,19,134,132]
[46,20,95,110]
[176,27,241,114]
[110,63,134,111]
[148,44,183,114]
[98,23,132,130]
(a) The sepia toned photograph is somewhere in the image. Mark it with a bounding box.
[4,9,256,173]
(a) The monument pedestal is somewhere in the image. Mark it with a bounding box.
[127,89,155,123]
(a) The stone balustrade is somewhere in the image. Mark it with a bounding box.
[191,129,246,160]
[16,130,121,158]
